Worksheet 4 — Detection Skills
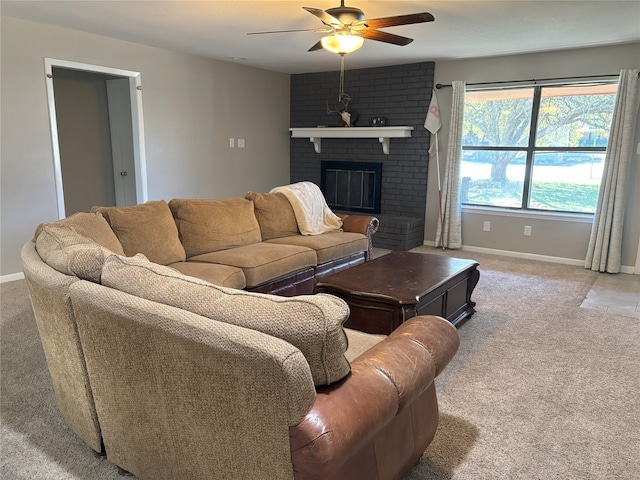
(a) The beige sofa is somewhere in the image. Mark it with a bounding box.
[21,196,460,480]
[88,192,378,296]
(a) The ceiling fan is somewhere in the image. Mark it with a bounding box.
[248,1,434,54]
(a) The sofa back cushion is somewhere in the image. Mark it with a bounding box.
[92,200,186,265]
[169,197,262,257]
[245,191,299,241]
[34,212,125,256]
[35,224,112,283]
[101,254,351,386]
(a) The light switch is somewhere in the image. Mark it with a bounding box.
[238,138,245,148]
[229,138,235,148]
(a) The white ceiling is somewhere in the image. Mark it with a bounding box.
[2,0,639,74]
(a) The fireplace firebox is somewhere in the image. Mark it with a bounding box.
[321,161,382,214]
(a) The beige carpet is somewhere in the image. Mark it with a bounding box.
[2,248,639,479]
[407,246,640,480]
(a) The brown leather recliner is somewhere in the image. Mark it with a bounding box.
[291,318,458,479]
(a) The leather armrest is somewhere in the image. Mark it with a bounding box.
[290,315,459,474]
[337,213,379,236]
[336,214,379,261]
[391,314,460,377]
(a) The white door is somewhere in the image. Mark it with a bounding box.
[106,78,137,206]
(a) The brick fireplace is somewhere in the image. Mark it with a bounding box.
[290,62,434,250]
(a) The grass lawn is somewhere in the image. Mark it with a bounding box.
[464,179,599,213]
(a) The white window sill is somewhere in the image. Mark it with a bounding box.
[461,205,594,223]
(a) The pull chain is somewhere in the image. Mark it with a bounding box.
[339,54,345,102]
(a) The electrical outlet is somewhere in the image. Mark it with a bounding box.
[483,221,491,232]
[524,225,532,236]
[238,138,245,148]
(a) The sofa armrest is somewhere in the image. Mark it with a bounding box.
[391,314,460,377]
[336,214,379,261]
[289,315,459,476]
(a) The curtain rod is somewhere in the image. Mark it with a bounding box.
[434,72,633,89]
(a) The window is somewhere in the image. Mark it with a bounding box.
[460,82,618,213]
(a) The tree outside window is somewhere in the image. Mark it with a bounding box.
[460,82,617,213]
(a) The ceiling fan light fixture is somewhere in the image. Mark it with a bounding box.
[321,34,364,54]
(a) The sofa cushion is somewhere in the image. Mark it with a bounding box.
[266,232,368,264]
[169,198,262,257]
[245,191,299,240]
[35,224,112,283]
[167,261,246,289]
[101,254,351,386]
[93,200,186,265]
[189,242,317,288]
[34,212,125,256]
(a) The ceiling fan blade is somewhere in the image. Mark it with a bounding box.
[247,28,321,35]
[361,29,414,46]
[308,40,324,52]
[362,12,434,29]
[303,6,343,27]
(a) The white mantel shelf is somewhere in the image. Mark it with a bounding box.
[289,126,414,155]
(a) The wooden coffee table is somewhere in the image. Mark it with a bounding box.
[315,251,480,334]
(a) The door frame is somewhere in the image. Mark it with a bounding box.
[633,232,640,275]
[44,58,148,218]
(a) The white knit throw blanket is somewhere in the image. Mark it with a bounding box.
[270,182,343,235]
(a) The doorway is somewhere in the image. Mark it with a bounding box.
[44,59,148,218]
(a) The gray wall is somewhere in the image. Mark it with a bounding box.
[1,16,290,278]
[429,43,640,268]
[2,15,637,276]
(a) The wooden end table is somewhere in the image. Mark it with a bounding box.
[314,251,480,334]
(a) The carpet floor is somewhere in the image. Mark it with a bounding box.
[2,247,639,479]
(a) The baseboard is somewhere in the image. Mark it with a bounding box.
[422,241,636,274]
[1,272,25,284]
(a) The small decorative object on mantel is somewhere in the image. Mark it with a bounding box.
[369,116,387,127]
[327,93,358,127]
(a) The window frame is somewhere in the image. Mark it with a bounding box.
[461,81,617,214]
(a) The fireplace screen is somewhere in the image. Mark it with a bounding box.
[321,161,382,214]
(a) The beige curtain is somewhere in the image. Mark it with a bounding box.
[585,69,640,273]
[435,81,465,249]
